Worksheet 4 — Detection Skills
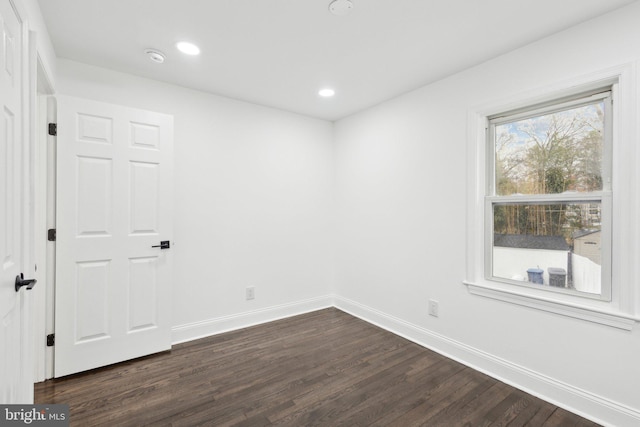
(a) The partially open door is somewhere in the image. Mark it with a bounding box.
[0,0,32,403]
[54,96,174,377]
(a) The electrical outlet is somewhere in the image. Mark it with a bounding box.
[246,286,255,301]
[428,299,439,317]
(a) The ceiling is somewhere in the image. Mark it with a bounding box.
[38,0,636,121]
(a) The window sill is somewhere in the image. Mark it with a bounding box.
[463,279,638,331]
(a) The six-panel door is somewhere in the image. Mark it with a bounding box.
[55,96,174,377]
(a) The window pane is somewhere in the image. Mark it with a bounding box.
[495,101,604,196]
[493,202,601,295]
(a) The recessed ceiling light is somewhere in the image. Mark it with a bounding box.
[176,41,200,55]
[144,49,165,64]
[318,88,336,97]
[329,0,354,16]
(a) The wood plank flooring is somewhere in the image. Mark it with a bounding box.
[35,308,600,426]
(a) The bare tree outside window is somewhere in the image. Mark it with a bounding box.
[489,94,610,296]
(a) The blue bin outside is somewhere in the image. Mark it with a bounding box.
[527,268,544,284]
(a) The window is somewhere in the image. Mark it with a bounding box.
[487,89,612,301]
[465,67,640,329]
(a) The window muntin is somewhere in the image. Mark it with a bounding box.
[486,90,611,300]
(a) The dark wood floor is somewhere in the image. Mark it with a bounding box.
[35,308,599,426]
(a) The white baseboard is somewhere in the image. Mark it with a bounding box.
[171,295,334,345]
[333,295,640,427]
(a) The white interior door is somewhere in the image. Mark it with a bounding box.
[0,0,31,404]
[55,96,174,377]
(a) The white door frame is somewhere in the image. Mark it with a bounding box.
[32,52,55,382]
[2,0,57,389]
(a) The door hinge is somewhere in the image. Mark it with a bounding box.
[47,228,56,242]
[46,334,55,347]
[48,123,57,136]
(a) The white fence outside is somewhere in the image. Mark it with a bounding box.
[493,247,567,285]
[493,248,601,295]
[571,253,601,294]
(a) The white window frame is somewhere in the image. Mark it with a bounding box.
[486,89,612,301]
[464,65,640,330]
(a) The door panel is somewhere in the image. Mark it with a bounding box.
[76,156,112,236]
[55,96,173,377]
[128,257,158,331]
[0,0,29,403]
[74,260,110,342]
[130,161,159,234]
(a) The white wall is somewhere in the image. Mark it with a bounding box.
[333,2,640,425]
[55,59,335,338]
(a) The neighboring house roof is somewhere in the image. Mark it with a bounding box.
[494,234,570,251]
[572,229,600,239]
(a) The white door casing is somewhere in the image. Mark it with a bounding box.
[55,96,174,377]
[0,0,31,403]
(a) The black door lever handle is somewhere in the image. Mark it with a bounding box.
[15,273,37,292]
[151,240,170,249]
